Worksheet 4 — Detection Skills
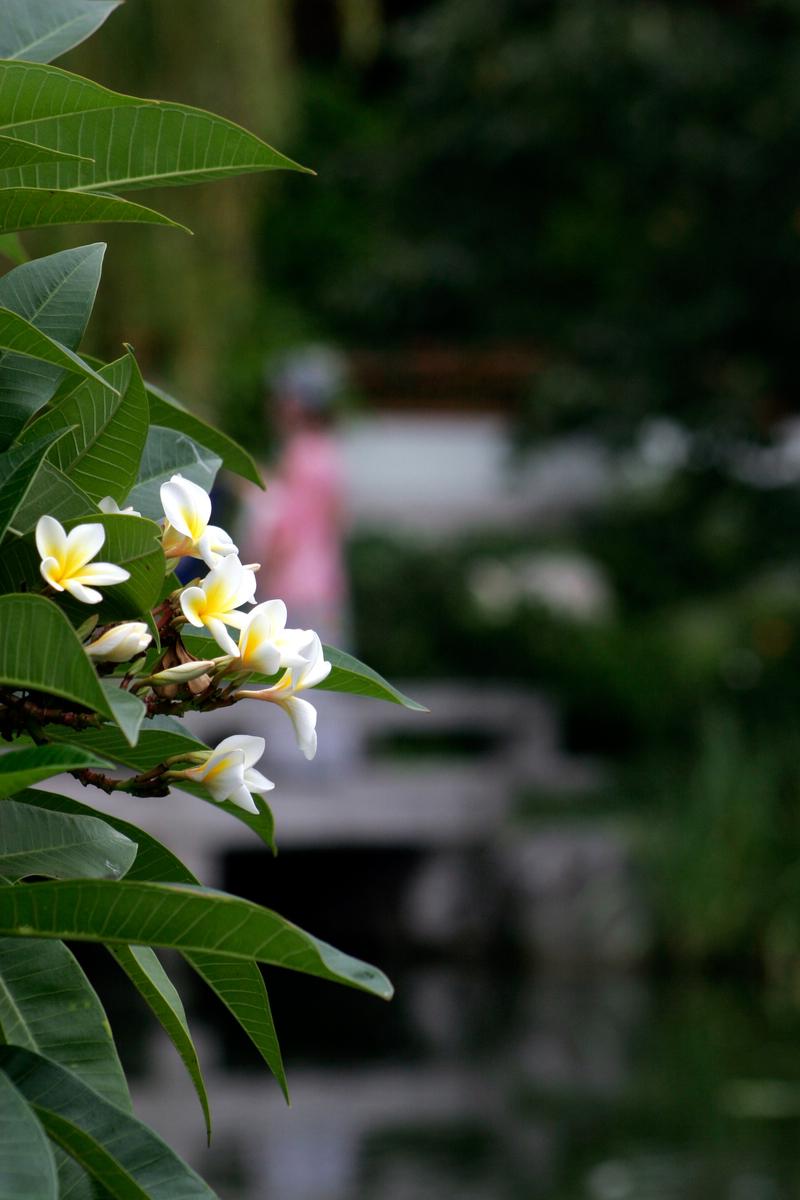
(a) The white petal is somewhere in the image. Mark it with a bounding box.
[239,608,282,674]
[285,696,318,760]
[243,766,275,794]
[98,496,120,514]
[64,522,106,570]
[192,747,246,802]
[63,579,103,605]
[260,598,288,631]
[214,734,265,770]
[294,633,331,689]
[228,785,259,814]
[205,617,239,657]
[179,586,207,627]
[246,638,281,676]
[39,556,64,590]
[232,564,258,609]
[160,475,211,541]
[76,562,130,586]
[202,555,242,612]
[278,627,316,669]
[198,525,237,568]
[35,515,66,563]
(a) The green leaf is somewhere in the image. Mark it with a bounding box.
[125,427,221,522]
[182,949,287,1103]
[0,134,90,172]
[0,1,122,64]
[0,747,113,802]
[0,233,27,264]
[19,353,149,505]
[0,307,116,406]
[107,945,211,1143]
[0,243,106,448]
[0,796,135,882]
[318,644,429,711]
[0,1069,57,1199]
[80,361,264,488]
[43,719,277,852]
[0,60,310,194]
[10,789,190,885]
[0,431,67,540]
[0,879,394,999]
[84,514,165,620]
[7,460,96,534]
[11,789,288,1100]
[0,936,131,1110]
[145,382,263,488]
[0,593,113,716]
[0,1047,218,1200]
[0,186,189,236]
[100,683,146,748]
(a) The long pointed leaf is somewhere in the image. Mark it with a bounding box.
[318,644,429,711]
[107,945,211,1142]
[125,427,221,521]
[0,798,135,881]
[0,1047,218,1200]
[0,242,106,448]
[0,749,113,802]
[11,789,290,1098]
[0,307,116,401]
[183,949,288,1103]
[0,879,393,998]
[0,1,122,64]
[80,359,264,488]
[0,430,66,539]
[0,186,189,236]
[0,1069,56,1199]
[19,353,150,505]
[100,683,146,748]
[7,461,96,533]
[0,937,130,1110]
[145,382,263,488]
[0,594,113,717]
[0,134,91,171]
[0,61,310,194]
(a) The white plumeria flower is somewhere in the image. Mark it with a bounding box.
[36,516,130,605]
[183,734,274,814]
[236,600,315,676]
[239,633,331,760]
[179,555,258,656]
[160,473,237,568]
[98,496,141,518]
[85,621,151,662]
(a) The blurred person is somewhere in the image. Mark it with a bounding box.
[240,344,350,650]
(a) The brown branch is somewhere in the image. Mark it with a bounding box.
[71,761,172,798]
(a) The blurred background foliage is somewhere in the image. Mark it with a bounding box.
[46,0,800,972]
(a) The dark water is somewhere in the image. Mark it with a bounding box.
[102,958,800,1200]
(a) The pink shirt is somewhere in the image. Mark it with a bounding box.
[244,430,346,612]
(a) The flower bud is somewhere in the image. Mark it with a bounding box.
[150,660,217,683]
[85,622,151,663]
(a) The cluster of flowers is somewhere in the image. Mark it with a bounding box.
[34,475,331,815]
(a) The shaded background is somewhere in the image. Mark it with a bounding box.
[38,0,800,1196]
